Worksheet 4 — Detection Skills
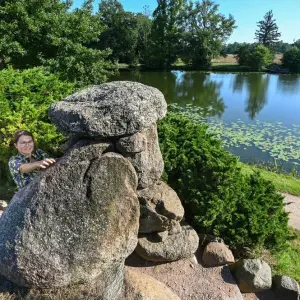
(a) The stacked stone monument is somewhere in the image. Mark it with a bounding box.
[0,81,199,298]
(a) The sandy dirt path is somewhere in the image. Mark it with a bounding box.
[283,193,300,231]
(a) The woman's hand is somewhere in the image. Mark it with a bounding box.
[35,158,56,169]
[20,158,56,173]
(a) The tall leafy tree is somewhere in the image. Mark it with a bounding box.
[145,0,184,69]
[294,39,300,49]
[0,0,113,85]
[135,12,152,64]
[97,0,139,64]
[179,0,236,69]
[255,10,281,49]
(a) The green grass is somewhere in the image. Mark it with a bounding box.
[240,163,300,196]
[117,61,258,72]
[211,63,251,72]
[260,228,300,282]
[274,229,300,282]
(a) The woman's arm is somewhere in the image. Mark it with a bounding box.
[19,158,56,173]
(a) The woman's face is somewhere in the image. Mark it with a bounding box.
[15,135,34,156]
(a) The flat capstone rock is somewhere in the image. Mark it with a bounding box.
[49,81,167,138]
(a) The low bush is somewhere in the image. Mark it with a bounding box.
[282,47,300,73]
[236,44,273,71]
[158,111,288,252]
[0,67,75,177]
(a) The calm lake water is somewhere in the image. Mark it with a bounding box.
[111,71,300,171]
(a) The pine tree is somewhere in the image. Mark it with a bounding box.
[255,10,281,48]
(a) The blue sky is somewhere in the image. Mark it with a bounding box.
[73,0,300,43]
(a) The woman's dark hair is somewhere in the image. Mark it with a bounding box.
[14,130,34,144]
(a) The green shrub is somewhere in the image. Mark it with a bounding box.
[158,111,288,252]
[282,47,300,73]
[0,67,75,176]
[236,44,273,71]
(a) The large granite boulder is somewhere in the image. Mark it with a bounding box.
[0,144,139,300]
[230,259,272,292]
[137,181,184,233]
[121,124,164,189]
[49,81,167,138]
[123,267,180,300]
[135,225,199,262]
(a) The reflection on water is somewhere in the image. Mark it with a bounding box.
[111,70,225,117]
[277,74,300,93]
[112,70,300,126]
[232,74,270,120]
[174,72,225,117]
[111,70,300,169]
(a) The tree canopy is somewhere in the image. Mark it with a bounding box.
[0,0,113,85]
[255,10,281,49]
[145,0,184,69]
[179,0,236,69]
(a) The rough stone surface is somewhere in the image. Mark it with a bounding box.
[137,181,184,233]
[273,275,300,300]
[116,132,146,154]
[0,201,7,210]
[135,225,199,262]
[198,233,225,247]
[49,81,167,138]
[126,252,244,300]
[230,259,272,292]
[0,144,139,300]
[202,242,235,267]
[123,267,181,300]
[125,124,164,189]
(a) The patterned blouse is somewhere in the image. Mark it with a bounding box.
[8,149,50,190]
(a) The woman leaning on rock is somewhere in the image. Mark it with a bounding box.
[8,130,56,190]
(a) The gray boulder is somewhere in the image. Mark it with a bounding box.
[230,259,272,292]
[202,242,235,267]
[273,275,300,300]
[135,225,199,262]
[116,132,146,154]
[0,144,139,300]
[137,181,184,233]
[124,124,164,189]
[49,81,167,138]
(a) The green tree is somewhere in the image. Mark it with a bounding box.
[255,10,281,49]
[135,12,152,64]
[97,0,139,64]
[236,44,272,71]
[282,47,300,73]
[145,0,184,69]
[274,40,292,53]
[222,42,249,54]
[179,0,236,69]
[293,39,300,49]
[0,0,113,85]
